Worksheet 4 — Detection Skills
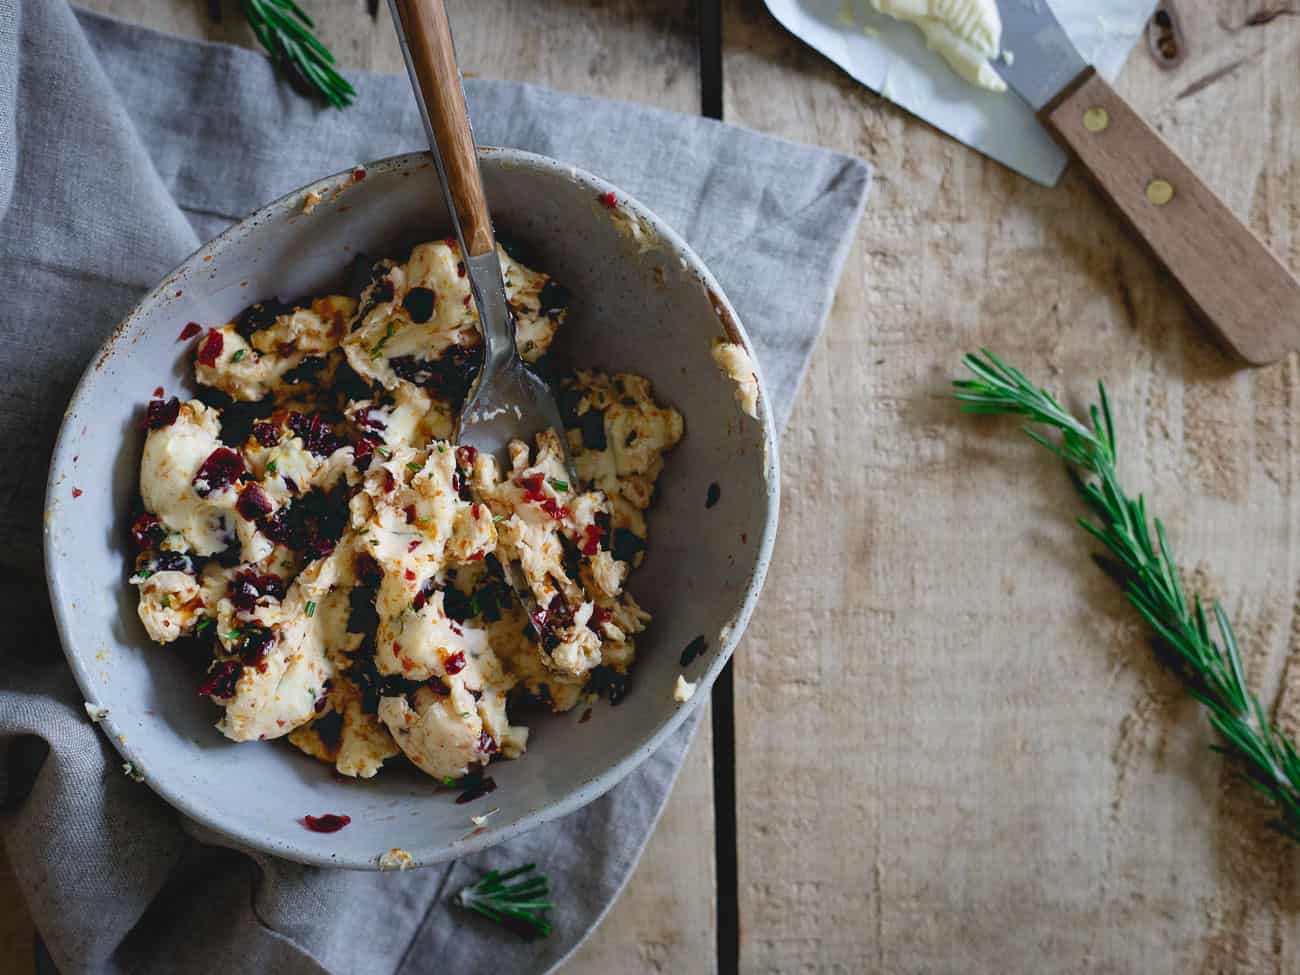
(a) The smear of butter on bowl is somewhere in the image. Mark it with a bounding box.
[869,0,1005,92]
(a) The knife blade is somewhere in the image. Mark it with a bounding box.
[988,0,1300,365]
[993,0,1088,110]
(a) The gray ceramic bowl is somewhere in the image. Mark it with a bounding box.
[44,150,778,869]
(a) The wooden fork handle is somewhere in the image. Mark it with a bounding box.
[1041,68,1300,366]
[390,0,495,257]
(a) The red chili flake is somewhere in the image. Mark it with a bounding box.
[579,707,593,724]
[352,167,367,182]
[471,503,482,519]
[444,650,466,674]
[449,622,463,637]
[174,290,183,298]
[581,523,604,556]
[392,641,402,657]
[71,487,83,498]
[152,385,165,399]
[457,261,466,278]
[467,549,485,562]
[478,730,498,753]
[407,540,421,553]
[599,191,617,209]
[196,329,224,367]
[404,568,416,581]
[539,498,569,521]
[178,322,202,341]
[302,813,351,833]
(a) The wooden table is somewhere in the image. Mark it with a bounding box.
[5,1,1300,971]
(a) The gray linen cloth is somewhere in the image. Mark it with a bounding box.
[0,3,871,973]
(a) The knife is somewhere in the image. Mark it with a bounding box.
[995,1,1300,365]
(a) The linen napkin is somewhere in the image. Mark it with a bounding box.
[0,3,871,973]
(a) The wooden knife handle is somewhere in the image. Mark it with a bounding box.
[390,0,494,257]
[1041,68,1300,365]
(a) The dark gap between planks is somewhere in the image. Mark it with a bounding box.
[697,3,738,973]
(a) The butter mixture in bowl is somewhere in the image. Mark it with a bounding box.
[131,239,682,787]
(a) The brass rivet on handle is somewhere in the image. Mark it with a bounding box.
[1083,107,1110,132]
[1146,178,1175,206]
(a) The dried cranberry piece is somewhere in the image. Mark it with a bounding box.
[233,298,294,340]
[193,448,244,497]
[238,626,275,664]
[287,413,341,457]
[260,506,295,546]
[146,397,181,430]
[478,730,497,754]
[353,437,374,472]
[516,473,545,500]
[151,551,193,575]
[302,813,351,833]
[354,552,383,588]
[580,523,604,556]
[412,577,437,612]
[402,287,436,323]
[196,329,224,367]
[456,445,477,469]
[444,650,466,675]
[230,571,285,611]
[599,191,617,209]
[455,774,497,804]
[588,606,612,632]
[388,343,483,406]
[131,512,164,551]
[354,406,386,436]
[250,420,280,446]
[178,321,202,341]
[236,483,273,521]
[198,659,241,699]
[442,586,473,622]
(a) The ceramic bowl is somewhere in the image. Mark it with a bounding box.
[44,149,778,869]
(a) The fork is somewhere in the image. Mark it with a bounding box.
[387,0,575,479]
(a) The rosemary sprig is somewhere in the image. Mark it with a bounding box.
[454,864,553,939]
[240,0,355,108]
[955,350,1300,843]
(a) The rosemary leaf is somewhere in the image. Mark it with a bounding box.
[955,350,1300,842]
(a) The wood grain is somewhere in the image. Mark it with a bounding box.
[7,2,711,975]
[390,0,495,256]
[723,0,1300,971]
[1043,67,1300,365]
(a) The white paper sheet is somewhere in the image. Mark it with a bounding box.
[761,0,1157,185]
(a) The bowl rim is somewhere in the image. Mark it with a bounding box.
[44,148,780,869]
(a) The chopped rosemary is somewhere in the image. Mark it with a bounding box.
[492,514,506,523]
[549,478,568,492]
[955,350,1300,844]
[267,459,279,475]
[196,616,215,635]
[407,461,423,473]
[437,444,447,453]
[224,630,243,642]
[231,349,246,363]
[454,864,553,939]
[369,321,396,360]
[376,445,393,460]
[240,0,355,108]
[305,600,317,618]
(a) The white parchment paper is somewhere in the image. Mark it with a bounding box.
[761,0,1158,184]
